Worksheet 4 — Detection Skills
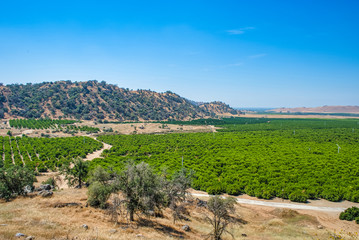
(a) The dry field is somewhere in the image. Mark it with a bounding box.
[0,174,358,240]
[0,121,214,138]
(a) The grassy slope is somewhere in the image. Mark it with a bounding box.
[0,177,356,240]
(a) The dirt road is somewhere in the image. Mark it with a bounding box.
[84,140,112,161]
[191,193,355,212]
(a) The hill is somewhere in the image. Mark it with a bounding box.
[1,181,354,240]
[0,80,240,121]
[267,105,359,114]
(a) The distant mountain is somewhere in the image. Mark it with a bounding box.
[0,80,240,120]
[267,106,359,114]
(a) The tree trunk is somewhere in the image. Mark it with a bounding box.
[130,210,134,221]
[79,176,82,188]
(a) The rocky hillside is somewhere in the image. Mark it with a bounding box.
[0,80,240,121]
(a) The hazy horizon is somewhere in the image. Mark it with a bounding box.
[0,1,358,108]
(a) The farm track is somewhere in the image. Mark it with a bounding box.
[84,138,112,161]
[192,193,349,212]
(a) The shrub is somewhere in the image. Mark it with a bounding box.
[207,185,224,195]
[321,188,343,202]
[87,181,112,209]
[289,190,308,203]
[89,166,111,185]
[0,165,35,201]
[339,207,359,222]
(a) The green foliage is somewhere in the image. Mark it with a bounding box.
[3,81,233,120]
[88,166,112,185]
[87,166,114,208]
[0,165,35,201]
[87,181,112,209]
[288,190,308,203]
[113,161,165,221]
[95,118,359,203]
[62,158,90,188]
[0,135,102,171]
[9,118,77,129]
[339,207,359,223]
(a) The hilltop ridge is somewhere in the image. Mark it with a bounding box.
[0,80,240,121]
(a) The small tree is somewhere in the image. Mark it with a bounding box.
[163,168,194,223]
[0,165,35,201]
[61,158,89,188]
[87,181,113,209]
[88,165,112,185]
[204,196,238,240]
[113,161,165,221]
[87,166,113,209]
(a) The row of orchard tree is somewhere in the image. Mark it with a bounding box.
[9,118,77,129]
[0,136,102,172]
[95,127,359,203]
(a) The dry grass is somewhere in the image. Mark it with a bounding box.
[0,185,357,240]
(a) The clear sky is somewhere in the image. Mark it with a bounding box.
[0,0,358,108]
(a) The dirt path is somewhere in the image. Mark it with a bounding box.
[191,192,358,212]
[84,139,112,161]
[37,139,113,189]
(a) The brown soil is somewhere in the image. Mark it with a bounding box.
[83,140,112,161]
[0,121,215,138]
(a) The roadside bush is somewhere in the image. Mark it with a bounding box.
[321,188,343,202]
[288,190,308,203]
[207,185,224,195]
[0,165,35,201]
[339,207,359,223]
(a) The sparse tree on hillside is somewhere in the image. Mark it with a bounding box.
[163,168,194,223]
[113,160,165,221]
[204,196,238,240]
[61,158,89,188]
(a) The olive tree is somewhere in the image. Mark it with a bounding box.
[113,161,165,221]
[87,166,113,209]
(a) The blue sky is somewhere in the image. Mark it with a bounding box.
[0,0,358,108]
